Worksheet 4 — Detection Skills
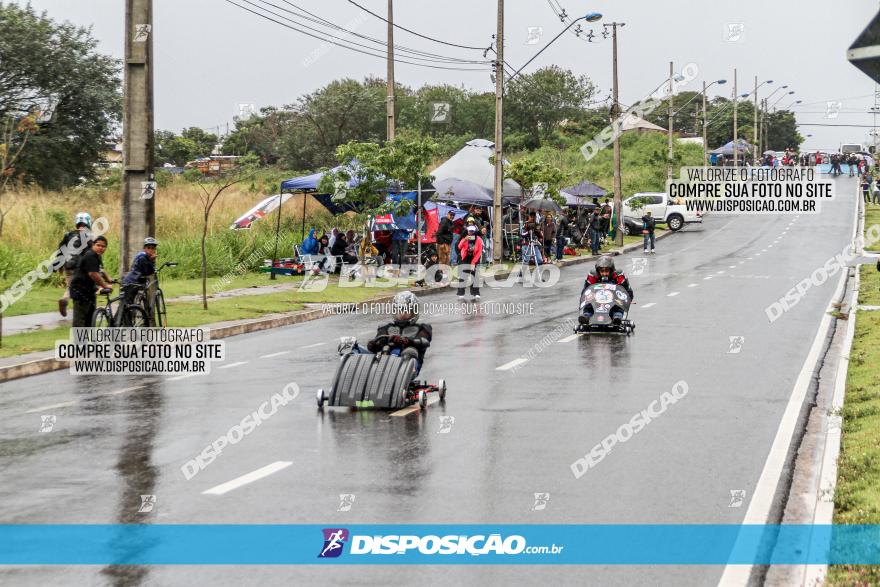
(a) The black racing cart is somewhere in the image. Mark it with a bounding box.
[576,282,635,335]
[317,335,447,410]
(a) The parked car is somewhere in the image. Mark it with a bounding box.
[621,192,702,232]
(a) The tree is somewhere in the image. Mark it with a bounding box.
[317,138,438,216]
[506,66,596,147]
[192,154,258,309]
[0,3,121,188]
[0,112,38,237]
[505,154,566,204]
[222,107,296,164]
[765,110,802,151]
[397,84,494,140]
[154,128,218,166]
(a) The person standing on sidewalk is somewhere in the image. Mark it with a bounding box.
[862,171,872,204]
[456,225,483,301]
[641,211,656,254]
[69,236,114,328]
[588,208,603,256]
[391,227,410,267]
[450,214,463,265]
[56,212,93,317]
[556,212,569,262]
[542,212,557,262]
[435,210,455,268]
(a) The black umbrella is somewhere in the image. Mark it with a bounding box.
[522,197,562,212]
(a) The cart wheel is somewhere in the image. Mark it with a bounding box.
[418,390,428,410]
[438,379,447,401]
[316,389,325,408]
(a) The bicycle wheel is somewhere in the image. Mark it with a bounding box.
[91,308,112,328]
[123,305,149,327]
[153,289,167,327]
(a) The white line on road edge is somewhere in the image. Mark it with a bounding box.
[202,461,293,496]
[391,396,440,417]
[667,292,680,297]
[107,385,145,396]
[302,343,326,349]
[218,361,248,370]
[800,267,860,587]
[718,185,859,587]
[260,351,291,359]
[25,400,79,414]
[167,373,199,381]
[641,302,657,308]
[496,358,528,371]
[558,334,580,343]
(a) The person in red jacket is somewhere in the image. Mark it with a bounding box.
[581,256,633,322]
[456,225,483,301]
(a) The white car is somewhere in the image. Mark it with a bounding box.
[622,192,702,232]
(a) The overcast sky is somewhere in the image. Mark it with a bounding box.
[14,0,880,151]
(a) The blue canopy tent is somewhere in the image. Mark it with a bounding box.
[710,139,755,157]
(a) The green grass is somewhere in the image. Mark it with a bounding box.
[866,206,880,252]
[858,264,880,307]
[828,310,880,585]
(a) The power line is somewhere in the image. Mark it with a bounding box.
[259,0,490,64]
[225,0,490,71]
[346,0,489,51]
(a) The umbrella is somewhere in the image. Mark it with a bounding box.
[522,197,562,212]
[763,150,775,155]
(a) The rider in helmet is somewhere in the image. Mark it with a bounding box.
[56,212,94,317]
[582,256,634,320]
[122,237,158,300]
[339,291,432,374]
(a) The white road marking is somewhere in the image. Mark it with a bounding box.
[302,343,326,349]
[704,276,713,281]
[497,358,528,371]
[729,265,736,269]
[218,361,248,370]
[688,284,698,288]
[107,385,144,396]
[391,396,441,417]
[558,334,580,343]
[641,302,657,308]
[25,400,79,414]
[717,270,725,274]
[203,461,293,496]
[167,373,199,381]
[260,351,291,359]
[739,261,745,265]
[667,292,680,297]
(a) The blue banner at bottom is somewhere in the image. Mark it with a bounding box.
[0,525,878,565]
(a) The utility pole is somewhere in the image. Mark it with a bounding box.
[667,61,674,180]
[492,0,504,261]
[386,0,395,141]
[753,76,759,164]
[608,22,625,246]
[121,0,155,276]
[702,80,708,168]
[732,68,738,172]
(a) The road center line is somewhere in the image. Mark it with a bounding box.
[667,292,680,297]
[688,283,698,288]
[391,397,440,417]
[107,385,145,396]
[167,373,199,381]
[203,461,293,496]
[641,302,657,308]
[218,361,248,370]
[25,400,79,414]
[558,334,580,343]
[496,358,528,371]
[301,343,326,349]
[260,351,291,359]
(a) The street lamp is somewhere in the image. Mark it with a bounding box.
[701,79,727,166]
[507,12,602,80]
[770,91,795,110]
[782,99,802,110]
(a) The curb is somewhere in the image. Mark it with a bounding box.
[0,230,677,383]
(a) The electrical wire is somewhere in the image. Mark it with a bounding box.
[225,0,491,71]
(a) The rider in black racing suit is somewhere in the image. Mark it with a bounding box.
[341,291,432,375]
[581,256,633,322]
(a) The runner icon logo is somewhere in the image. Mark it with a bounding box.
[438,416,455,434]
[39,415,56,433]
[337,494,355,512]
[138,495,156,513]
[631,258,647,276]
[729,490,746,508]
[319,528,349,558]
[727,336,745,354]
[532,493,550,511]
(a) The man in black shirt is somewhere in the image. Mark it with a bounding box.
[435,210,455,267]
[70,236,114,328]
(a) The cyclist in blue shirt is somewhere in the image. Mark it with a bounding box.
[123,237,158,289]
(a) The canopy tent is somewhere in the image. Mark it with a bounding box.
[619,114,667,134]
[431,139,523,200]
[369,192,418,231]
[422,201,468,244]
[433,177,493,206]
[280,165,359,192]
[230,193,294,230]
[710,139,755,155]
[560,180,606,207]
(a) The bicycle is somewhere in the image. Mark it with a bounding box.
[134,261,177,327]
[92,284,149,328]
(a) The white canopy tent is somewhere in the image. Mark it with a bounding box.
[431,139,523,200]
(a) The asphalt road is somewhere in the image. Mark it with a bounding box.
[0,176,857,586]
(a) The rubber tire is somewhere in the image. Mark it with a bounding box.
[391,358,417,409]
[438,378,447,401]
[154,290,167,327]
[327,355,350,406]
[369,355,398,408]
[667,214,684,231]
[316,389,325,408]
[340,355,372,406]
[91,308,112,328]
[124,305,149,327]
[624,224,633,236]
[418,389,428,410]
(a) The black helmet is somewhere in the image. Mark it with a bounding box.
[595,256,615,274]
[392,290,419,325]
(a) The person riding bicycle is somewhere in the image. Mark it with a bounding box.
[122,237,158,302]
[57,211,94,317]
[338,291,432,375]
[581,256,633,321]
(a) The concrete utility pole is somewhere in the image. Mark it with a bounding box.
[732,68,738,172]
[702,80,708,168]
[491,0,504,261]
[386,0,396,141]
[609,22,626,246]
[753,76,759,163]
[667,61,674,180]
[121,0,156,276]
